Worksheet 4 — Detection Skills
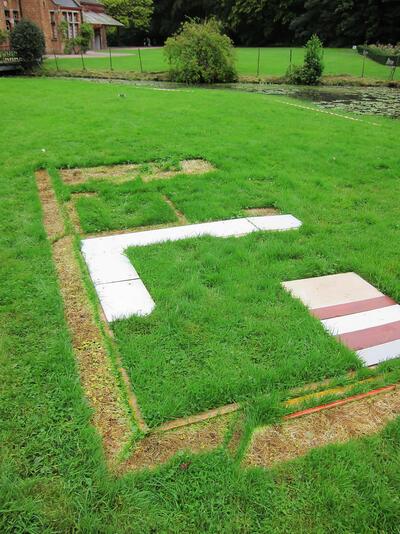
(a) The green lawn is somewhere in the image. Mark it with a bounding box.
[1,77,400,531]
[44,46,399,80]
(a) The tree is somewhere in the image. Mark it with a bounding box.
[289,33,324,84]
[10,20,45,70]
[103,0,153,29]
[223,0,301,45]
[165,18,237,83]
[148,0,400,48]
[150,0,220,43]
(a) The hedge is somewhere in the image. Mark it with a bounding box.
[357,45,400,67]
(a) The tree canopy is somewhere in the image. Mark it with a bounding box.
[147,0,400,46]
[103,0,153,30]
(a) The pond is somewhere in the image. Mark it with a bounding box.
[223,83,400,118]
[80,77,400,118]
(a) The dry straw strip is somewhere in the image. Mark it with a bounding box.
[35,170,132,463]
[121,415,234,472]
[245,386,400,468]
[60,159,215,185]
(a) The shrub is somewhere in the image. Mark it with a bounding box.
[289,34,324,85]
[0,29,8,46]
[10,20,45,70]
[61,21,94,54]
[78,23,94,53]
[356,44,400,66]
[164,19,237,84]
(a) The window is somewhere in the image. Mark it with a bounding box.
[4,9,20,31]
[4,10,11,32]
[62,11,79,39]
[50,11,57,39]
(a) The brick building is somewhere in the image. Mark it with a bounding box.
[0,0,122,53]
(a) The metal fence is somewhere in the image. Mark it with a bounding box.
[47,47,399,82]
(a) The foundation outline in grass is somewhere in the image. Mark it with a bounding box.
[38,167,400,472]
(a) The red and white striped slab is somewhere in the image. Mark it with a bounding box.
[283,273,400,367]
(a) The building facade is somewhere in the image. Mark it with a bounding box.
[0,0,122,53]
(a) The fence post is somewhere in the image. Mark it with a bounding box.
[109,47,113,71]
[256,47,261,77]
[53,49,59,72]
[80,52,86,71]
[138,47,143,73]
[289,48,293,74]
[389,56,398,81]
[361,50,367,78]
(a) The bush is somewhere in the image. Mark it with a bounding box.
[10,20,45,70]
[356,44,400,66]
[78,23,94,53]
[0,29,8,46]
[164,19,237,84]
[289,34,324,85]
[61,21,94,54]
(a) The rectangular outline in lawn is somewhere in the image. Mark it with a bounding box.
[81,214,302,321]
[283,273,400,367]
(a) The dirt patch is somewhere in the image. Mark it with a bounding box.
[35,169,65,240]
[66,193,99,234]
[158,402,239,432]
[61,159,215,185]
[162,195,188,225]
[53,236,131,460]
[35,170,132,463]
[244,207,280,217]
[61,164,140,185]
[227,414,246,458]
[245,386,400,468]
[122,415,232,471]
[142,159,215,182]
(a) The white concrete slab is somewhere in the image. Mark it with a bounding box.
[357,339,400,366]
[96,279,155,321]
[322,305,400,335]
[248,214,302,231]
[82,248,140,285]
[283,272,383,309]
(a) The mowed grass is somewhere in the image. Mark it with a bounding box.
[75,188,177,232]
[1,77,400,531]
[117,234,357,426]
[105,88,400,425]
[43,46,399,80]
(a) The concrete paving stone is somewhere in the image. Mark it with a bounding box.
[96,279,155,321]
[322,305,400,335]
[283,272,383,309]
[312,295,397,320]
[357,339,400,366]
[248,214,302,231]
[337,321,400,351]
[82,248,140,285]
[283,272,399,367]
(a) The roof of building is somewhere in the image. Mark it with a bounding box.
[82,11,124,26]
[80,0,103,5]
[52,0,80,8]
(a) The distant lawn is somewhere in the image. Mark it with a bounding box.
[44,46,399,80]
